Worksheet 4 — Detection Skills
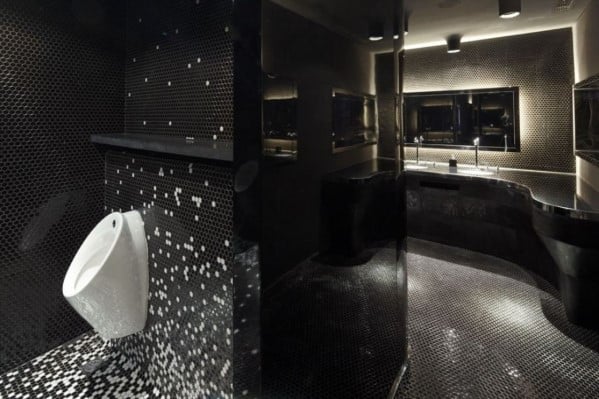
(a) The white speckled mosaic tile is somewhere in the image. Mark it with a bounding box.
[105,151,235,398]
[0,332,152,399]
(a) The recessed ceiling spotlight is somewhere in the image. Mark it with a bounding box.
[368,20,384,41]
[499,0,521,19]
[447,35,461,53]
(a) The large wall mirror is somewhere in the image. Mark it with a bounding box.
[332,89,378,153]
[404,88,520,151]
[574,85,599,152]
[263,73,298,160]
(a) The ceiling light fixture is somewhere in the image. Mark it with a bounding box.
[393,16,399,40]
[369,20,384,41]
[499,0,521,19]
[447,35,461,53]
[404,14,409,36]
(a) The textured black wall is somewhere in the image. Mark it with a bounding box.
[261,1,376,287]
[106,0,239,397]
[0,0,124,373]
[402,29,575,172]
[106,152,235,398]
[124,0,233,141]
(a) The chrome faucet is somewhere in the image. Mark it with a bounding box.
[414,136,423,164]
[473,137,480,168]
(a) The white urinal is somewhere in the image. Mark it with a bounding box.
[63,210,148,339]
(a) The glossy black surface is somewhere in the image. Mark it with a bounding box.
[407,164,599,218]
[323,159,397,183]
[406,166,599,329]
[319,160,398,264]
[91,134,234,162]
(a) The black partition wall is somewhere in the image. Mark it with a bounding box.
[259,0,408,397]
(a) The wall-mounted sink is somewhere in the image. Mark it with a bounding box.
[458,168,496,176]
[405,164,429,170]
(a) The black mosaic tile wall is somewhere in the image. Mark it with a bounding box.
[102,2,241,397]
[403,29,575,172]
[105,151,235,398]
[0,0,124,373]
[124,0,233,141]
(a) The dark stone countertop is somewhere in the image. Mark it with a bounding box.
[324,159,398,184]
[91,134,233,162]
[405,163,599,220]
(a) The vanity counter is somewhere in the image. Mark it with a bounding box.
[405,164,599,220]
[324,159,397,184]
[405,163,599,329]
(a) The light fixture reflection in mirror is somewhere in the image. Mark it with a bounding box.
[262,74,298,160]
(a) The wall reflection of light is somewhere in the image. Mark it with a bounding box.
[489,298,535,326]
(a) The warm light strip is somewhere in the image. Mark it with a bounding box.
[403,160,576,176]
[403,23,574,51]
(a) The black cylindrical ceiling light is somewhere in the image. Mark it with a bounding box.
[393,16,400,40]
[499,0,521,19]
[447,35,461,53]
[404,13,409,36]
[369,20,384,41]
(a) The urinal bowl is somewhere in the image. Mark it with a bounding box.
[63,210,149,339]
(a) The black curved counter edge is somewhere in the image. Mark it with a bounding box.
[321,159,599,330]
[405,165,599,330]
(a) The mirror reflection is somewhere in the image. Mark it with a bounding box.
[332,89,378,153]
[404,88,519,151]
[262,74,298,160]
[574,85,599,152]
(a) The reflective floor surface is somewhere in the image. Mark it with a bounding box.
[2,239,598,398]
[397,239,599,398]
